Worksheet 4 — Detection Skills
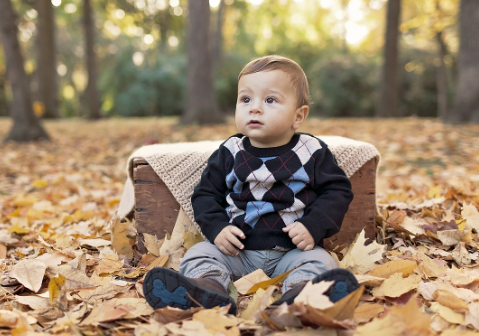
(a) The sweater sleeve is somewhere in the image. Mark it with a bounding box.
[296,142,354,245]
[191,145,233,243]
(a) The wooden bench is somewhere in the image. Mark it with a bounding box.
[131,147,379,252]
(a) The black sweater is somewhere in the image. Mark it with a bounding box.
[191,133,354,250]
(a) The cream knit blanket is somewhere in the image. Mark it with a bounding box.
[117,136,380,229]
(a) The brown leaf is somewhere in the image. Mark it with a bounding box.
[110,216,136,259]
[367,259,417,279]
[10,259,47,293]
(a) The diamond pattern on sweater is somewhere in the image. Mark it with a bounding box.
[222,134,323,230]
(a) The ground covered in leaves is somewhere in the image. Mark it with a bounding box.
[1,117,479,336]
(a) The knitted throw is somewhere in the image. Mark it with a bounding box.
[117,136,380,237]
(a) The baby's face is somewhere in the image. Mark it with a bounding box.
[235,70,308,148]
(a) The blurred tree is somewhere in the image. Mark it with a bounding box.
[0,0,49,142]
[212,0,225,64]
[83,0,101,119]
[447,0,479,123]
[377,0,402,118]
[182,0,223,124]
[37,0,58,119]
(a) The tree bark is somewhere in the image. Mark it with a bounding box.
[182,0,224,125]
[436,30,448,120]
[376,0,401,118]
[212,0,225,64]
[0,0,49,142]
[447,0,479,123]
[83,0,101,119]
[37,0,58,119]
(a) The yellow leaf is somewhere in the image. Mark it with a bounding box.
[234,269,270,295]
[462,203,479,231]
[416,253,448,278]
[433,289,469,311]
[367,259,417,279]
[183,231,204,250]
[372,273,421,298]
[33,101,45,117]
[32,179,48,189]
[354,303,385,322]
[193,309,239,335]
[110,216,136,259]
[49,274,67,310]
[13,194,37,207]
[240,287,276,321]
[245,268,294,295]
[146,254,169,271]
[7,223,29,235]
[339,229,387,274]
[429,302,465,324]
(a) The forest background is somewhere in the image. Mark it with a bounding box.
[1,0,476,133]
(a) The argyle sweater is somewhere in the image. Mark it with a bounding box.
[191,133,354,250]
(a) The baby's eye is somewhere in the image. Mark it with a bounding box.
[240,96,251,103]
[266,97,277,104]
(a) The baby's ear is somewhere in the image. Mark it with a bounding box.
[293,105,309,130]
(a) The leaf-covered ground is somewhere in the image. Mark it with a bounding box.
[1,117,479,335]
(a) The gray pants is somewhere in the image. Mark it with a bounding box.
[179,241,337,293]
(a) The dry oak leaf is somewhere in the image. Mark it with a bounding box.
[293,280,334,310]
[234,269,271,295]
[49,264,98,290]
[241,286,276,321]
[433,289,469,312]
[437,229,472,246]
[339,229,387,274]
[110,216,136,259]
[246,268,294,295]
[193,309,241,336]
[290,285,364,329]
[429,302,465,325]
[10,259,47,293]
[79,298,154,326]
[354,303,385,323]
[371,273,421,298]
[416,253,448,278]
[367,259,417,279]
[462,203,479,231]
[355,296,434,336]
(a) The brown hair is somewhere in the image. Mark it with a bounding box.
[238,55,310,107]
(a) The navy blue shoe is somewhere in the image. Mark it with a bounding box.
[143,267,237,315]
[271,268,359,306]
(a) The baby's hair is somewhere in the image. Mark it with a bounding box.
[238,55,310,107]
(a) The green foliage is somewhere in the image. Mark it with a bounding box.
[309,54,379,117]
[100,51,186,117]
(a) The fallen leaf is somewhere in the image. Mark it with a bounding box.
[462,203,479,231]
[183,230,204,250]
[437,229,472,246]
[372,273,421,298]
[143,233,163,256]
[49,274,68,311]
[452,242,472,267]
[110,216,136,259]
[241,286,276,321]
[433,289,469,311]
[0,310,18,328]
[354,303,385,323]
[367,259,417,278]
[293,280,334,310]
[339,229,387,274]
[429,302,465,324]
[10,259,47,293]
[14,295,50,310]
[193,309,240,335]
[234,269,271,295]
[246,269,294,295]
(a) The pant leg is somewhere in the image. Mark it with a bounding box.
[179,241,249,290]
[270,247,338,293]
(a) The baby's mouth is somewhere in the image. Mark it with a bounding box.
[248,120,262,125]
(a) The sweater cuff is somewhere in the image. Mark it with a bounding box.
[297,216,334,246]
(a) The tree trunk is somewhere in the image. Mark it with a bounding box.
[376,0,401,118]
[212,0,225,64]
[182,0,223,125]
[83,0,101,119]
[37,0,58,119]
[0,0,49,142]
[436,30,448,120]
[447,0,479,123]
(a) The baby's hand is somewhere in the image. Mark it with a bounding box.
[214,225,245,256]
[283,222,314,251]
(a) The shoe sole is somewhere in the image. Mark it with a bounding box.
[271,268,359,306]
[143,268,237,314]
